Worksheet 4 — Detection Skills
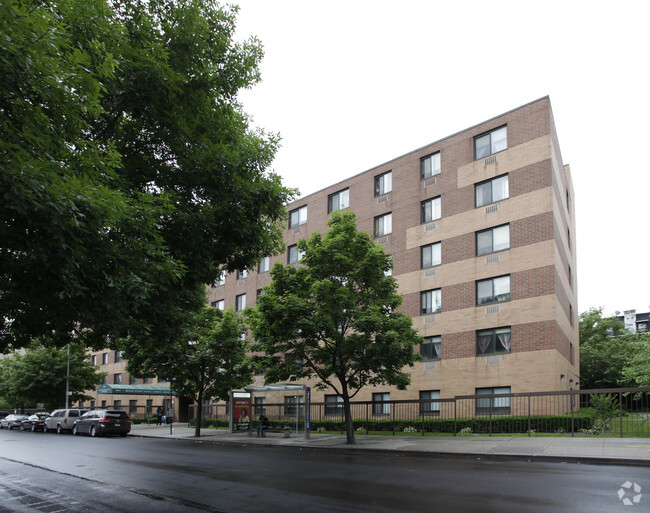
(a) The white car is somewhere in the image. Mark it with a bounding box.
[44,409,88,434]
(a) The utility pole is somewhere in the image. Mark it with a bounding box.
[65,344,70,408]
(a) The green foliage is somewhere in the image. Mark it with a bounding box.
[250,211,422,444]
[621,334,650,387]
[587,393,619,434]
[123,307,252,436]
[579,308,636,389]
[0,0,294,352]
[0,341,104,410]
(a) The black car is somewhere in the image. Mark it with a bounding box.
[20,413,50,432]
[72,410,131,437]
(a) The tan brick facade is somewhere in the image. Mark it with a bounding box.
[207,96,579,404]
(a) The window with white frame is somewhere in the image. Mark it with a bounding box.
[258,256,270,273]
[476,275,510,305]
[474,126,507,159]
[114,350,122,363]
[475,174,509,207]
[211,299,225,310]
[236,293,246,311]
[421,242,441,268]
[236,269,247,280]
[374,213,392,237]
[91,355,97,365]
[102,353,109,365]
[476,224,510,256]
[477,327,512,355]
[372,392,390,415]
[114,373,122,384]
[289,206,307,228]
[328,188,350,213]
[288,244,304,264]
[421,289,441,314]
[421,152,441,180]
[421,335,441,360]
[419,390,440,415]
[374,171,392,196]
[325,395,344,416]
[421,197,441,223]
[213,271,226,287]
[476,386,511,414]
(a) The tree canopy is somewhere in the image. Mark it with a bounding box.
[123,307,252,437]
[578,307,650,390]
[0,0,294,352]
[0,342,103,411]
[249,211,422,444]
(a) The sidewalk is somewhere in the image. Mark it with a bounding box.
[130,423,650,466]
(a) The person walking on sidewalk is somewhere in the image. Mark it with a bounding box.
[156,407,163,426]
[257,414,269,437]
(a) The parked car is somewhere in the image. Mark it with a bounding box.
[72,410,131,437]
[20,412,50,432]
[0,414,29,430]
[44,408,88,434]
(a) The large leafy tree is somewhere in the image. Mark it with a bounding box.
[124,307,252,437]
[579,308,634,389]
[0,342,103,411]
[249,211,422,444]
[621,333,650,387]
[1,0,293,352]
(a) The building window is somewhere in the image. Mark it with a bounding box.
[421,289,441,314]
[288,244,304,264]
[374,171,392,196]
[114,351,122,363]
[102,353,109,365]
[144,377,152,384]
[289,206,307,228]
[421,336,441,360]
[328,188,350,213]
[214,272,226,287]
[211,299,225,310]
[474,126,507,159]
[236,293,246,311]
[113,373,122,385]
[325,395,344,416]
[101,375,107,385]
[372,392,390,415]
[129,376,138,385]
[477,327,512,355]
[114,400,121,410]
[101,400,107,408]
[419,390,440,415]
[476,174,509,207]
[258,256,270,273]
[476,224,510,256]
[421,197,441,223]
[285,396,304,416]
[146,399,153,415]
[254,397,266,416]
[374,213,392,237]
[421,152,441,180]
[476,386,511,415]
[129,400,137,413]
[476,275,510,305]
[421,242,441,268]
[91,355,97,365]
[236,269,247,280]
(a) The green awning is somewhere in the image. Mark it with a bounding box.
[97,384,172,396]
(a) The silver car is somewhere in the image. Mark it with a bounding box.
[0,414,29,430]
[43,409,88,434]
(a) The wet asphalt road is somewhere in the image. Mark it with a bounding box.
[0,428,648,512]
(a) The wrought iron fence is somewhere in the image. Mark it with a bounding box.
[187,387,650,437]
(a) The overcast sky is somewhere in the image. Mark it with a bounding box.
[232,0,650,318]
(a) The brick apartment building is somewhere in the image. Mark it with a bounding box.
[208,96,579,406]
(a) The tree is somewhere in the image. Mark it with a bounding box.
[0,342,103,411]
[249,211,422,444]
[1,0,294,352]
[579,308,634,389]
[124,307,252,437]
[621,333,650,387]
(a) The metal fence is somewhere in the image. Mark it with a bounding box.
[188,387,650,437]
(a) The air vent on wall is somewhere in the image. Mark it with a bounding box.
[425,222,438,232]
[424,315,437,324]
[485,356,501,366]
[485,253,500,264]
[423,177,436,188]
[423,362,437,371]
[377,196,387,204]
[485,305,500,315]
[377,237,388,245]
[484,155,498,166]
[424,268,436,278]
[485,204,499,214]
[294,227,301,234]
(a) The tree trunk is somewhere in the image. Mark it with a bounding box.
[343,399,356,444]
[194,389,203,437]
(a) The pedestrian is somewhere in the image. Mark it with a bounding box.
[166,408,173,425]
[156,407,163,426]
[257,414,269,437]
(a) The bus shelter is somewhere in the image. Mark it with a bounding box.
[229,384,310,439]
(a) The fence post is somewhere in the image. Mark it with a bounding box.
[453,399,457,437]
[619,391,623,438]
[570,390,575,437]
[528,395,530,438]
[391,401,395,436]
